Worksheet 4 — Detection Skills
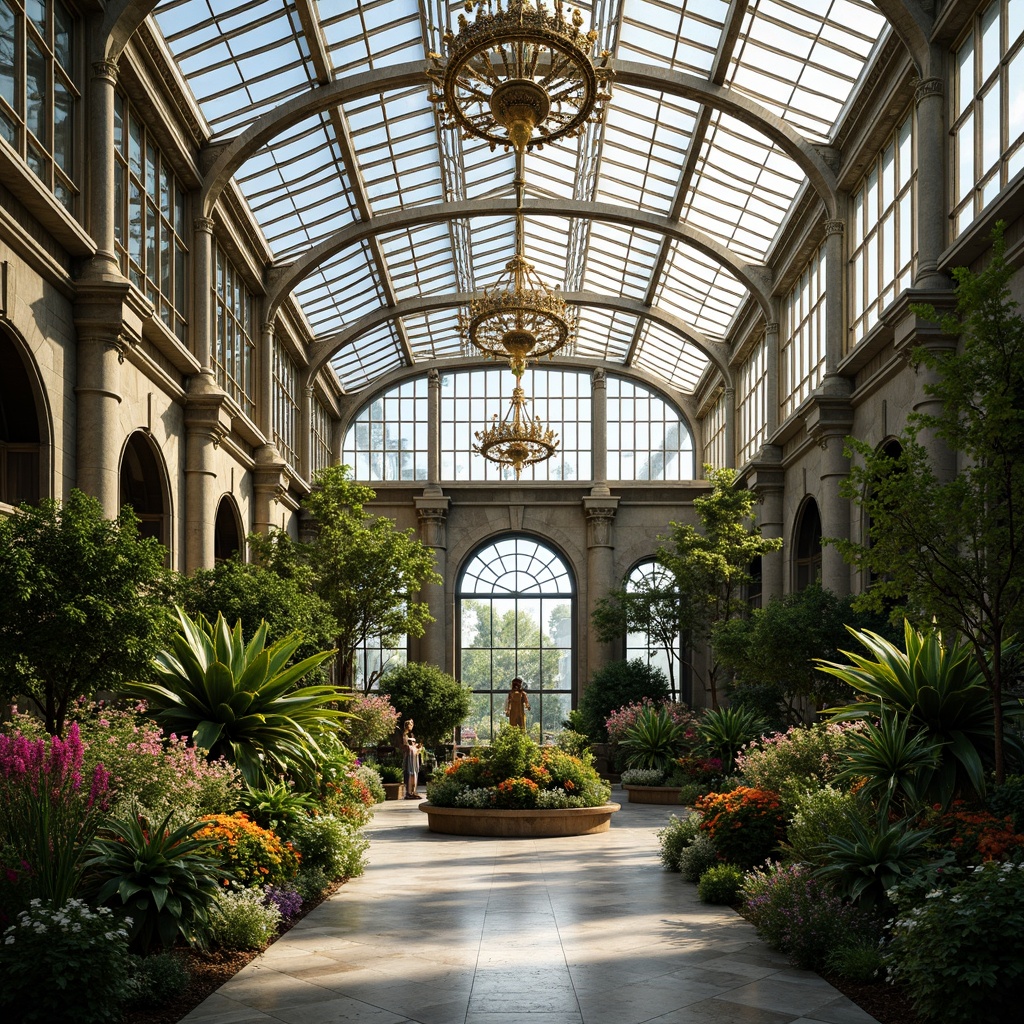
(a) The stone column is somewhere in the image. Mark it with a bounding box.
[252,443,291,537]
[415,495,452,671]
[590,367,610,496]
[764,317,780,439]
[425,368,443,496]
[258,320,275,439]
[192,217,215,369]
[299,384,313,484]
[914,77,948,290]
[84,59,120,280]
[722,386,736,469]
[746,444,785,602]
[74,330,124,516]
[581,496,620,688]
[184,372,231,572]
[823,216,847,385]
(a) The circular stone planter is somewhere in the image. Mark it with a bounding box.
[622,784,684,805]
[419,802,621,837]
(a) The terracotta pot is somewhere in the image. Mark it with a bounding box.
[418,802,621,837]
[382,782,406,800]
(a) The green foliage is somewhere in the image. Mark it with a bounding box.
[124,607,344,787]
[657,465,783,707]
[833,710,942,816]
[832,225,1024,782]
[782,786,872,867]
[376,763,404,784]
[886,862,1024,1023]
[697,705,768,773]
[679,834,719,883]
[741,862,881,972]
[696,786,786,868]
[655,811,704,868]
[813,811,935,907]
[555,728,593,760]
[344,692,401,750]
[736,722,862,798]
[378,661,471,748]
[620,767,667,786]
[207,887,282,951]
[303,467,443,689]
[86,812,225,953]
[824,940,883,983]
[620,705,689,771]
[0,898,134,1023]
[822,621,1007,805]
[712,583,893,721]
[483,725,539,780]
[988,773,1024,832]
[697,863,744,904]
[125,950,191,1006]
[0,490,171,735]
[175,554,338,685]
[286,814,369,880]
[293,865,332,903]
[238,782,317,833]
[355,764,386,804]
[578,659,669,741]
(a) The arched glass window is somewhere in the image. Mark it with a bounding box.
[120,431,169,553]
[623,560,684,698]
[794,498,822,591]
[458,536,574,745]
[607,377,694,480]
[342,377,428,482]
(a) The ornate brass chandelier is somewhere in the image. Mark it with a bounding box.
[427,0,611,154]
[473,365,560,478]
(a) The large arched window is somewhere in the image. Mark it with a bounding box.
[623,560,684,698]
[120,431,169,555]
[794,498,822,591]
[458,536,574,745]
[214,496,243,562]
[607,378,694,480]
[0,330,42,507]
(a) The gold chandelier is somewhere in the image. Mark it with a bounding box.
[473,366,560,478]
[427,0,611,154]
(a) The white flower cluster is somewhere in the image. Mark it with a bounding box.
[453,787,494,808]
[620,768,665,786]
[3,898,130,946]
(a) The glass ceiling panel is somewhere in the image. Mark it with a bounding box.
[655,244,749,339]
[151,0,891,399]
[633,321,710,394]
[727,0,889,143]
[330,321,404,394]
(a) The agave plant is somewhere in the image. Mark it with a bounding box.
[620,706,689,772]
[697,705,768,773]
[833,709,943,816]
[820,621,1016,804]
[124,607,345,787]
[85,811,226,953]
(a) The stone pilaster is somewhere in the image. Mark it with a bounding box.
[252,442,291,539]
[415,494,452,670]
[184,371,232,572]
[745,444,785,602]
[192,217,215,369]
[823,215,847,384]
[590,367,610,496]
[82,59,120,281]
[582,495,620,688]
[914,77,949,290]
[425,368,443,496]
[722,386,736,469]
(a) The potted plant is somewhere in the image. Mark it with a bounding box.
[376,763,405,800]
[422,727,619,837]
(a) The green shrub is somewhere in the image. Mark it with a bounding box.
[697,863,744,904]
[0,898,133,1023]
[294,865,332,903]
[238,781,316,832]
[578,660,670,741]
[125,951,191,1006]
[377,763,404,784]
[741,862,880,971]
[783,786,872,867]
[207,888,282,951]
[825,940,882,982]
[378,662,472,748]
[988,773,1024,833]
[677,782,710,806]
[343,692,400,750]
[656,813,701,871]
[620,768,666,786]
[555,728,593,760]
[695,786,785,868]
[354,764,385,804]
[679,834,719,884]
[287,813,369,879]
[620,706,689,772]
[886,862,1024,1023]
[194,813,301,889]
[697,706,769,773]
[735,722,862,798]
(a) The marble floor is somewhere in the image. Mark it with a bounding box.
[181,791,879,1024]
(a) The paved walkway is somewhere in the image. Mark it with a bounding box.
[182,791,879,1024]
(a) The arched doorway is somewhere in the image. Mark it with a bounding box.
[214,495,243,562]
[119,431,169,552]
[0,330,43,507]
[458,535,575,745]
[793,498,822,591]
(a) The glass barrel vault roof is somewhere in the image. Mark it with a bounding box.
[153,0,890,398]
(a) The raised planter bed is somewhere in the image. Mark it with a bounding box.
[622,784,684,805]
[419,802,621,837]
[382,781,405,800]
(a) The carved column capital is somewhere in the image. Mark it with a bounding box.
[824,218,845,236]
[92,59,119,85]
[415,494,451,548]
[582,495,620,549]
[914,77,944,104]
[194,216,215,235]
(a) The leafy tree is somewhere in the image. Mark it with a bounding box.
[591,570,681,690]
[657,465,783,708]
[377,662,471,749]
[0,490,170,734]
[830,226,1024,781]
[712,583,894,723]
[174,553,337,683]
[303,467,442,689]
